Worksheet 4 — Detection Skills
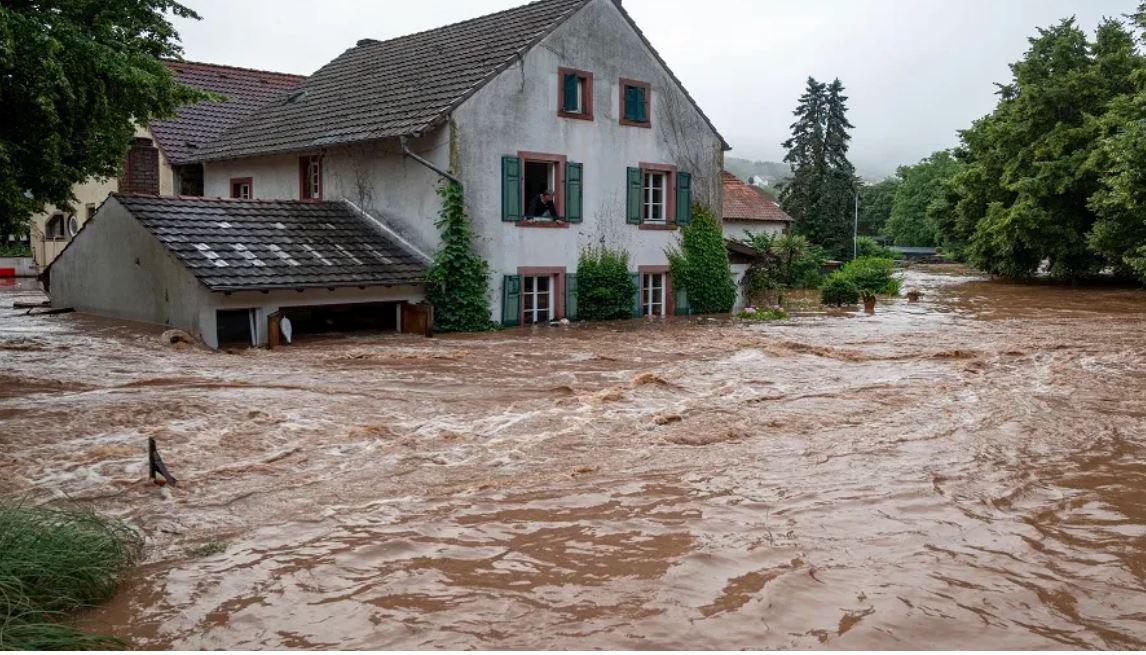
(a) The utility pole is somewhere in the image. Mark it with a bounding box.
[853,189,860,260]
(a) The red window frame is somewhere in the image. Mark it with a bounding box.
[229,177,253,199]
[299,155,323,201]
[619,78,652,128]
[638,265,674,316]
[518,266,567,324]
[638,162,677,228]
[518,151,567,222]
[558,67,594,121]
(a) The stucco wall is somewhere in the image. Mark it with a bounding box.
[451,0,724,320]
[723,220,789,241]
[202,131,449,257]
[48,197,211,337]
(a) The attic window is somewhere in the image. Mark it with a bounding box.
[285,89,307,104]
[230,177,253,200]
[299,155,322,201]
[558,68,593,121]
[620,78,651,127]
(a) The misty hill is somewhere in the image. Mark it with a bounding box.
[724,157,791,185]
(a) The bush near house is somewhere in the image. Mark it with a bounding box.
[667,204,736,315]
[820,274,860,306]
[738,232,828,306]
[855,236,897,260]
[0,504,142,650]
[426,182,496,332]
[576,246,637,321]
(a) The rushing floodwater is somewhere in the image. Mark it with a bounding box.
[1,270,1144,649]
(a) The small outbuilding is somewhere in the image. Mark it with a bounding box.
[721,171,793,240]
[43,195,430,348]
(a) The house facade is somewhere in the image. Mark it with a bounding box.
[194,0,729,326]
[721,171,793,241]
[29,61,303,268]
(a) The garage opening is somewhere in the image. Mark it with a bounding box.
[280,302,402,338]
[216,309,256,347]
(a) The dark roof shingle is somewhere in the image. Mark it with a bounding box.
[722,171,793,223]
[114,195,426,291]
[150,61,305,165]
[196,0,588,161]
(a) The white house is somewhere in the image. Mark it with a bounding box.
[47,0,730,344]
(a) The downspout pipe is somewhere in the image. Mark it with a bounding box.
[400,135,462,189]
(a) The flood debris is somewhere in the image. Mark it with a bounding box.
[159,329,196,346]
[148,437,177,487]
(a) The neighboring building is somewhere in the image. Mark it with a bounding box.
[29,61,303,268]
[747,174,769,187]
[721,171,792,240]
[47,0,730,344]
[45,196,428,349]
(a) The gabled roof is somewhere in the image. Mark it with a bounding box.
[722,171,793,223]
[110,195,426,291]
[149,61,304,165]
[196,0,728,161]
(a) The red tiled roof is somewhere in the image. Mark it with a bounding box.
[150,60,305,165]
[722,170,793,223]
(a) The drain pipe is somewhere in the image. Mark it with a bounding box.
[400,135,462,188]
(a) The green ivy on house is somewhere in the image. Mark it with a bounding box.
[425,182,495,332]
[667,204,736,314]
[576,246,637,321]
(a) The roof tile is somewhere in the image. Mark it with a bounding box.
[722,171,793,223]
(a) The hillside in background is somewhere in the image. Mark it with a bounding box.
[724,157,791,186]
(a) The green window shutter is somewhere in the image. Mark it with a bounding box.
[674,285,690,316]
[502,275,521,326]
[501,156,522,222]
[563,73,579,111]
[632,272,642,317]
[675,172,692,225]
[565,273,578,320]
[565,162,583,223]
[626,167,642,224]
[624,86,638,120]
[636,87,648,123]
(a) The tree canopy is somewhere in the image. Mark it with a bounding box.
[780,77,859,259]
[935,9,1146,281]
[857,177,899,236]
[883,151,960,247]
[0,0,207,233]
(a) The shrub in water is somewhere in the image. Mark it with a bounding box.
[426,182,495,332]
[855,236,897,260]
[577,246,637,321]
[0,504,142,650]
[820,273,860,306]
[837,257,902,295]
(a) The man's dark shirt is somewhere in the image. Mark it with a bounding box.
[527,195,559,219]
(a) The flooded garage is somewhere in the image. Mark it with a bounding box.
[0,269,1143,649]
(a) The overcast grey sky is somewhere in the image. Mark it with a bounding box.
[174,0,1135,178]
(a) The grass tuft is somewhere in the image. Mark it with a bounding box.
[0,504,142,650]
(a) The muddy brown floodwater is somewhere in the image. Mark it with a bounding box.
[1,269,1144,649]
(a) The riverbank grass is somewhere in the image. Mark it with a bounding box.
[0,504,141,650]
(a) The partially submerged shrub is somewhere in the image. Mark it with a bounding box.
[855,236,897,260]
[426,182,495,332]
[738,232,827,303]
[820,274,860,306]
[576,246,636,321]
[836,257,901,295]
[0,504,142,650]
[738,305,789,321]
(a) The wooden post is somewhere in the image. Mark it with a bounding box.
[268,312,282,349]
[148,437,177,487]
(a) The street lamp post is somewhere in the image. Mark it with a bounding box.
[853,189,860,260]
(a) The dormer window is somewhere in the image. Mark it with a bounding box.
[620,78,651,127]
[558,68,593,121]
[230,177,253,199]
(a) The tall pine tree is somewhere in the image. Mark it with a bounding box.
[780,77,858,259]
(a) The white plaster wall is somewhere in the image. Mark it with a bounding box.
[723,220,789,241]
[48,197,211,336]
[452,0,725,319]
[202,130,449,256]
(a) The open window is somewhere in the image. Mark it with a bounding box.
[299,155,322,200]
[44,214,67,240]
[230,177,253,199]
[619,78,651,127]
[558,68,593,120]
[501,153,582,223]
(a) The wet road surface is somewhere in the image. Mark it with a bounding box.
[1,270,1144,649]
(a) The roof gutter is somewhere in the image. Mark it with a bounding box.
[400,135,461,188]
